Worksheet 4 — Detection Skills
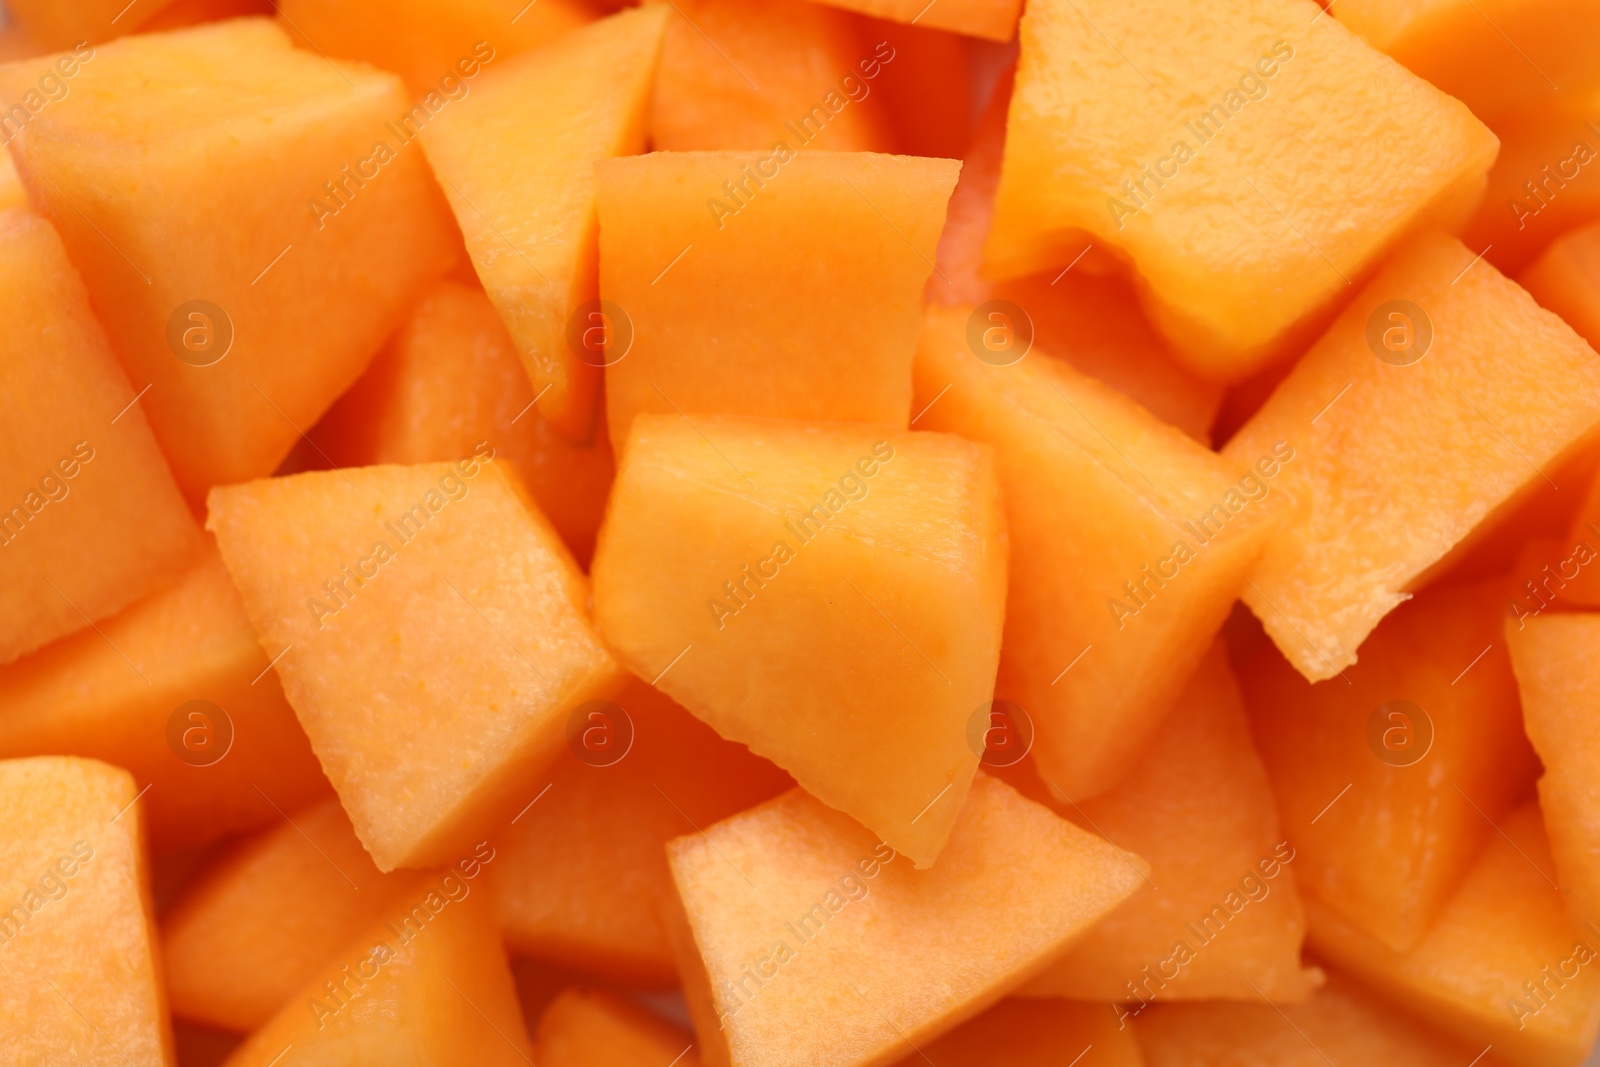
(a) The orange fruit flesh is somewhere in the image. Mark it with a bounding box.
[803,0,1022,42]
[893,998,1142,1066]
[534,988,701,1067]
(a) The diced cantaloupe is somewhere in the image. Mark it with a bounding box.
[1,20,460,497]
[4,0,268,47]
[420,6,670,442]
[804,0,1021,43]
[0,544,328,853]
[915,305,1279,797]
[1224,232,1600,680]
[0,756,171,1066]
[1242,579,1539,951]
[1560,476,1600,607]
[665,774,1146,1067]
[535,989,700,1067]
[1522,216,1600,353]
[1306,803,1600,1067]
[860,20,970,159]
[207,460,624,870]
[0,152,27,211]
[591,416,1005,867]
[893,999,1142,1066]
[0,208,200,665]
[1016,645,1316,1003]
[221,870,532,1066]
[492,677,790,984]
[648,0,895,153]
[1505,534,1594,622]
[986,0,1499,379]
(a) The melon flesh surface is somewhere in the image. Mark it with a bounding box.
[535,988,701,1067]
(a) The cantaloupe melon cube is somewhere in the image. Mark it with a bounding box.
[862,21,970,160]
[4,0,267,47]
[1558,477,1600,608]
[986,0,1498,379]
[891,999,1141,1066]
[805,0,1021,42]
[1016,645,1316,1004]
[1242,579,1539,951]
[649,0,895,153]
[665,774,1146,1067]
[276,0,593,97]
[535,989,700,1067]
[0,152,26,211]
[1523,216,1600,353]
[591,416,1006,867]
[0,756,171,1066]
[1224,232,1600,680]
[206,460,624,870]
[303,280,615,566]
[0,544,328,853]
[597,151,959,455]
[419,6,670,443]
[221,870,532,1066]
[915,304,1279,797]
[1306,803,1600,1067]
[162,797,425,1032]
[492,677,790,984]
[0,208,200,665]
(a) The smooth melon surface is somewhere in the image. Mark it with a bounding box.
[535,988,701,1067]
[893,998,1142,1066]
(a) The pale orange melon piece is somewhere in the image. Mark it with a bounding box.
[1224,232,1600,680]
[535,989,700,1067]
[1523,216,1600,352]
[492,677,790,984]
[1306,803,1600,1067]
[987,0,1498,379]
[0,208,200,665]
[598,151,958,456]
[0,544,328,853]
[665,774,1147,1067]
[807,0,1021,42]
[1,20,459,497]
[591,416,1006,867]
[0,757,171,1066]
[892,999,1142,1067]
[0,152,26,211]
[420,6,670,443]
[915,304,1279,797]
[206,460,624,870]
[221,873,532,1067]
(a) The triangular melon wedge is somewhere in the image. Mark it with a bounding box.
[535,989,700,1067]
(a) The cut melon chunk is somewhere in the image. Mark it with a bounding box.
[892,999,1141,1066]
[598,151,958,455]
[1,19,460,497]
[4,0,170,47]
[665,774,1146,1067]
[1522,216,1600,353]
[986,0,1498,378]
[0,756,171,1066]
[207,460,624,870]
[1224,232,1600,680]
[535,989,700,1067]
[915,304,1279,797]
[805,0,1021,42]
[864,21,970,159]
[0,153,26,211]
[0,208,200,665]
[420,6,671,442]
[591,416,1006,867]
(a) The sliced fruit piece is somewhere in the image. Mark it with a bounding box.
[987,0,1498,379]
[893,999,1141,1066]
[0,543,328,853]
[806,0,1021,42]
[1561,470,1600,608]
[206,460,624,870]
[860,20,970,159]
[492,677,790,984]
[597,151,958,455]
[0,208,201,665]
[3,0,171,46]
[1,19,459,497]
[0,153,26,211]
[591,416,1006,867]
[420,6,670,442]
[1223,231,1600,680]
[665,773,1147,1067]
[1522,215,1600,352]
[915,304,1279,797]
[0,756,171,1066]
[535,988,700,1067]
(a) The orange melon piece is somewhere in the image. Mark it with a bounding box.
[597,151,959,455]
[806,0,1021,42]
[892,999,1142,1067]
[1242,579,1540,951]
[535,989,700,1067]
[0,756,171,1066]
[3,0,170,47]
[275,0,594,97]
[665,773,1147,1067]
[1017,645,1317,1003]
[0,208,200,665]
[419,6,670,443]
[1505,534,1595,622]
[162,797,423,1032]
[986,0,1498,380]
[206,460,624,871]
[1561,471,1600,608]
[1306,803,1600,1067]
[492,677,790,985]
[1523,216,1600,352]
[1223,231,1600,680]
[0,152,26,211]
[0,544,328,853]
[2,20,459,499]
[859,20,970,159]
[915,304,1279,797]
[591,416,1006,867]
[649,0,895,153]
[221,871,532,1067]
[304,279,615,567]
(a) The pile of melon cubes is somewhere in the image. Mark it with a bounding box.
[7,0,1600,1062]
